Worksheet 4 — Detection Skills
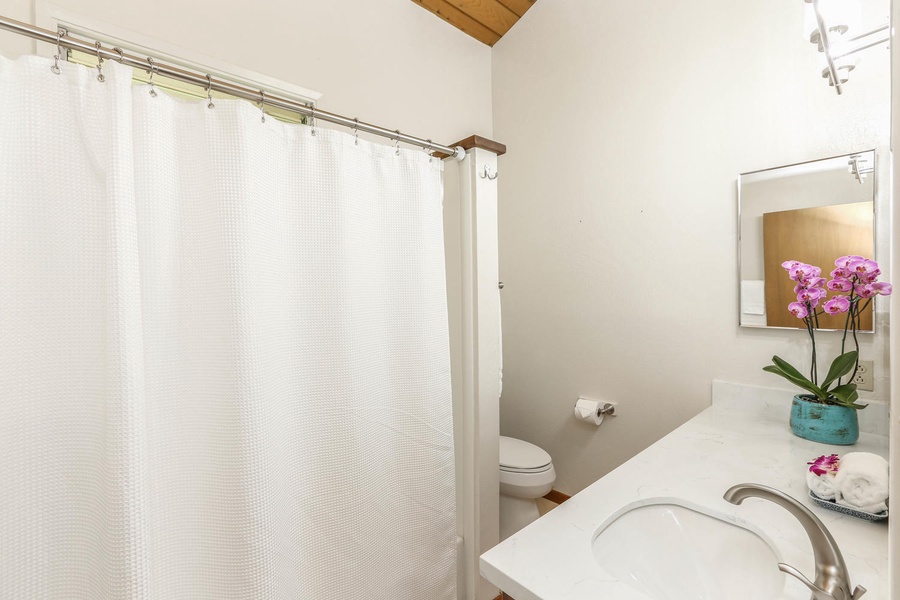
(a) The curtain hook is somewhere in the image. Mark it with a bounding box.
[112,46,124,63]
[425,139,434,163]
[259,90,266,123]
[206,74,215,109]
[393,130,400,156]
[353,118,359,145]
[94,41,105,82]
[51,28,65,75]
[309,106,317,136]
[146,57,158,97]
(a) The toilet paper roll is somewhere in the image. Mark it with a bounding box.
[574,398,604,426]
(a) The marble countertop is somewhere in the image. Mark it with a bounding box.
[480,385,889,600]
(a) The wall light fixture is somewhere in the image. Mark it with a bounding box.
[803,0,889,94]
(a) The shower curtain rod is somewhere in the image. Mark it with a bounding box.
[0,15,467,161]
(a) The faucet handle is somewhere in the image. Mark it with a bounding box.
[850,585,867,600]
[778,563,836,600]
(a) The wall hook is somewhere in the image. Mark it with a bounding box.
[480,165,498,180]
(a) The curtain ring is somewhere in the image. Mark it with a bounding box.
[146,57,158,97]
[352,118,359,145]
[309,106,317,136]
[425,139,434,162]
[259,90,266,123]
[94,41,105,82]
[206,74,215,109]
[51,28,65,75]
[393,130,400,156]
[112,46,124,62]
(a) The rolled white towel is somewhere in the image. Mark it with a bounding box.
[834,452,889,514]
[806,470,838,500]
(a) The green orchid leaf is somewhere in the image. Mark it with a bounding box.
[821,351,859,391]
[762,365,823,398]
[763,363,825,399]
[770,355,814,384]
[832,399,866,411]
[830,383,858,404]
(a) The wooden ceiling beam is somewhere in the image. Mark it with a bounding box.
[494,0,535,18]
[410,0,502,46]
[442,0,520,36]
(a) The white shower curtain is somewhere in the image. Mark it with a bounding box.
[0,55,455,599]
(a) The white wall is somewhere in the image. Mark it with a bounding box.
[492,0,891,494]
[0,0,492,145]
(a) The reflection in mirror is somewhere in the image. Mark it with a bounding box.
[738,151,875,331]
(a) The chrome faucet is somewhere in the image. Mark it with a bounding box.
[724,483,866,600]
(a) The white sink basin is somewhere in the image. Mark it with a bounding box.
[591,498,784,600]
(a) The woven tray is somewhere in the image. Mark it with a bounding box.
[809,490,888,522]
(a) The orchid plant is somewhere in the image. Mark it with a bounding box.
[763,255,892,410]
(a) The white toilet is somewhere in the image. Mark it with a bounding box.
[499,435,556,540]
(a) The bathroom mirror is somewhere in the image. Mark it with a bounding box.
[738,151,875,331]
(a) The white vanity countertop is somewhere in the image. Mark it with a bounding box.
[480,390,889,600]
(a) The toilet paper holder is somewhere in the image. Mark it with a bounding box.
[596,402,616,417]
[573,397,617,426]
[573,398,616,417]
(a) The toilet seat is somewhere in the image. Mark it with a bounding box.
[499,436,556,499]
[501,463,553,474]
[500,436,552,472]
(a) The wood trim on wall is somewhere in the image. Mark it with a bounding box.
[435,135,507,159]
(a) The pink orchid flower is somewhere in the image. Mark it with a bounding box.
[788,301,808,319]
[827,277,853,292]
[855,284,876,298]
[807,454,841,476]
[872,282,893,296]
[835,255,864,269]
[858,270,882,285]
[823,295,850,314]
[848,258,880,277]
[789,263,821,282]
[806,277,826,289]
[796,287,825,303]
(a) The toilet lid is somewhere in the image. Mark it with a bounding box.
[499,436,552,471]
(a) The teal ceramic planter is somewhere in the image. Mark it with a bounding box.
[790,394,859,445]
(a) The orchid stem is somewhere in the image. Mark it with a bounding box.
[806,313,818,385]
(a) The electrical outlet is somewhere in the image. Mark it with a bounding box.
[852,360,874,392]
